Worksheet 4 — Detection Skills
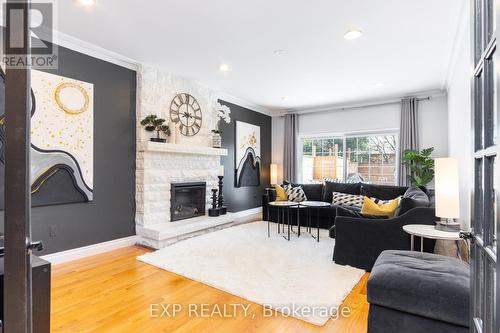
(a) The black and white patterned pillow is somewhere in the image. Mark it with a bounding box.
[284,184,307,202]
[331,192,363,208]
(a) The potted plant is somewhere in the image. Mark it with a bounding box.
[401,147,435,188]
[140,114,171,143]
[211,102,231,148]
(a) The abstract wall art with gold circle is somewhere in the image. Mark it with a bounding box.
[0,69,94,208]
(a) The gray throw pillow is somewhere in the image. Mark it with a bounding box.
[395,187,430,216]
[403,187,429,203]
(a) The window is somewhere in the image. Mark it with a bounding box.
[300,133,398,185]
[302,137,344,182]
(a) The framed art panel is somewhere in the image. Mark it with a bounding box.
[235,121,261,187]
[0,69,94,208]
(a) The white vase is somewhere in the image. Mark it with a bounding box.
[212,132,222,148]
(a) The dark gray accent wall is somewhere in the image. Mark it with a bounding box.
[0,45,137,255]
[219,101,271,212]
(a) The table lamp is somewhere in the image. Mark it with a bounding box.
[266,164,279,202]
[434,158,461,232]
[270,163,278,186]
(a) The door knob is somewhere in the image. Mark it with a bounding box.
[27,240,43,253]
[459,231,474,242]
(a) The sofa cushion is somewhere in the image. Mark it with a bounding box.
[361,183,408,200]
[367,250,470,328]
[300,183,324,201]
[404,186,429,201]
[336,206,388,219]
[323,181,361,202]
[395,187,430,216]
[283,181,324,201]
[429,193,436,207]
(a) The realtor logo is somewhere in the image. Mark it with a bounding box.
[2,1,58,69]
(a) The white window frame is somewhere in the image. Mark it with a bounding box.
[297,129,400,184]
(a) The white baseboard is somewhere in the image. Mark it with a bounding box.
[235,207,262,218]
[41,236,138,265]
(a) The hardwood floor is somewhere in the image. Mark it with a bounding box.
[51,246,370,333]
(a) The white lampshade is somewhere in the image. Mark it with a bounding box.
[435,158,460,219]
[270,163,278,185]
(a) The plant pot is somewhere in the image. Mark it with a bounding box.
[150,137,166,143]
[212,132,222,148]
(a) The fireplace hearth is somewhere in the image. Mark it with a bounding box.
[170,182,206,222]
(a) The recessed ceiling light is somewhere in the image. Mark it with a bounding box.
[219,64,229,72]
[375,81,385,87]
[274,49,286,56]
[77,0,96,6]
[344,29,363,40]
[281,96,289,102]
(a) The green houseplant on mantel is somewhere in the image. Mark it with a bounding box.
[402,147,435,188]
[140,114,171,143]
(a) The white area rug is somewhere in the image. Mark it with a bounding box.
[137,221,364,326]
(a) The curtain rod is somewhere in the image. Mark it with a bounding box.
[278,95,432,117]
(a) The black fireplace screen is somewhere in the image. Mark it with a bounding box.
[170,182,206,222]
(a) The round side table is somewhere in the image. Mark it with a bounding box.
[267,201,299,241]
[402,224,463,260]
[300,201,331,242]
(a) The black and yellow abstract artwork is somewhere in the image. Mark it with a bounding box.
[235,121,261,187]
[0,69,94,208]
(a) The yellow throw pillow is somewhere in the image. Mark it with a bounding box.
[274,184,288,201]
[361,197,399,217]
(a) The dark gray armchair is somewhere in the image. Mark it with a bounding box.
[332,206,436,271]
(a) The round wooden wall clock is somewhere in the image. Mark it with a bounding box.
[169,93,202,136]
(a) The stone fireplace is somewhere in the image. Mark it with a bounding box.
[170,182,206,222]
[135,66,236,249]
[135,141,235,249]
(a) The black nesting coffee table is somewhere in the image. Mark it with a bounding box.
[267,201,300,241]
[300,201,331,242]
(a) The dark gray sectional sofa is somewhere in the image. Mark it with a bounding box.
[263,181,437,271]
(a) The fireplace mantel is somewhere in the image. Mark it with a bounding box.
[138,141,228,156]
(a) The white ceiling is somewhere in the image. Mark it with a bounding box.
[55,0,462,112]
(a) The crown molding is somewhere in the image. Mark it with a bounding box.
[53,30,141,71]
[216,91,276,117]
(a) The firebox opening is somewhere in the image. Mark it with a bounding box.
[170,182,206,222]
